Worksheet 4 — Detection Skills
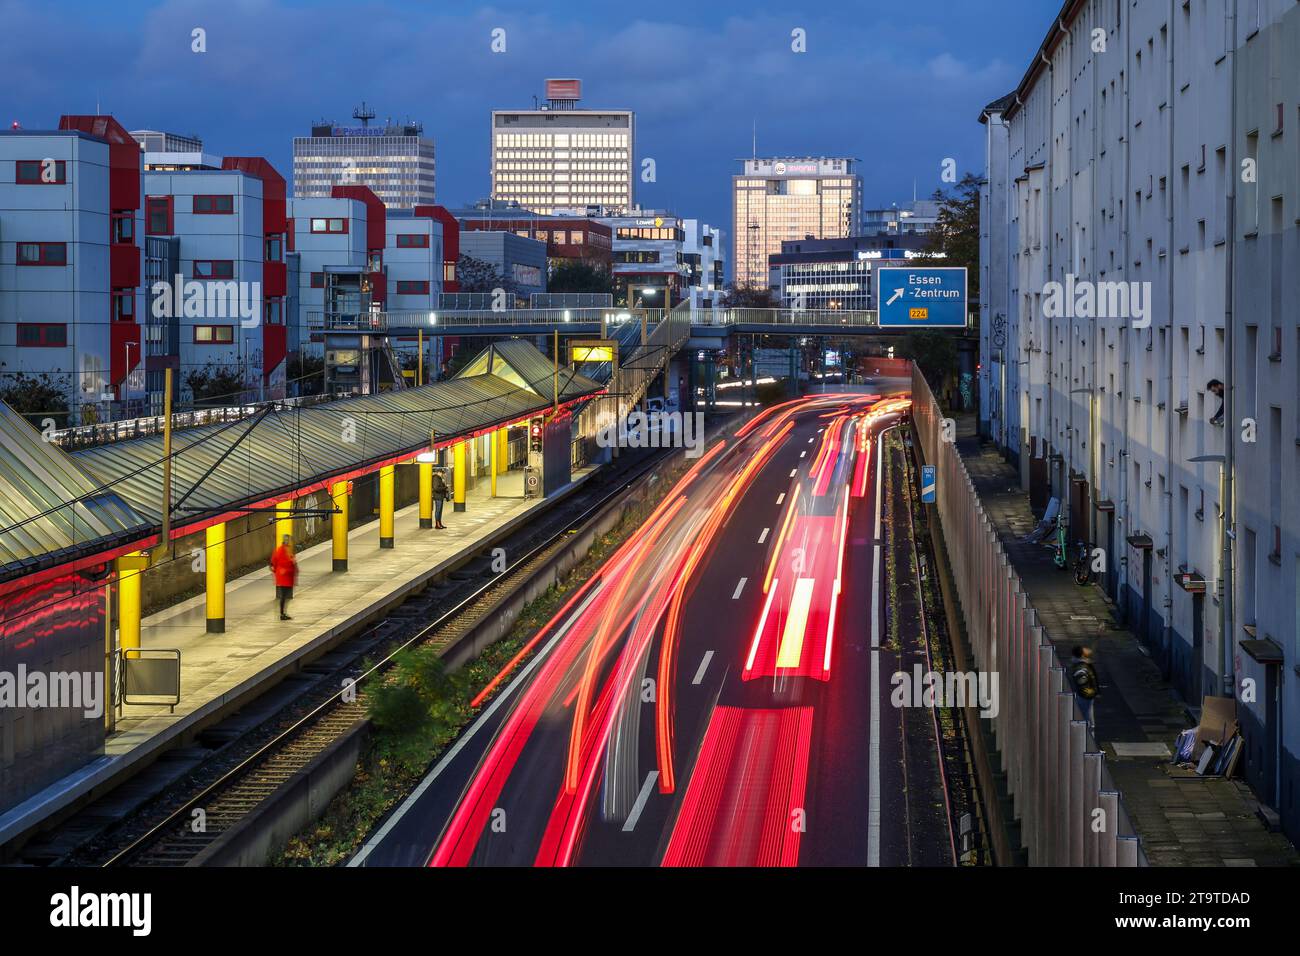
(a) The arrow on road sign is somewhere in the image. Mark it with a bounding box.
[886,288,905,306]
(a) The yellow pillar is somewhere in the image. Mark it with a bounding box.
[332,480,350,572]
[379,465,395,548]
[275,499,293,545]
[453,440,467,512]
[419,461,433,529]
[205,522,226,633]
[117,550,145,651]
[496,428,509,474]
[490,432,498,498]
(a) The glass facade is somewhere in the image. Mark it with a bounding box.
[731,158,861,289]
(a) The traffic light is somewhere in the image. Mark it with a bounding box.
[530,418,543,453]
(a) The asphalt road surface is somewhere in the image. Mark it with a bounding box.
[353,390,953,867]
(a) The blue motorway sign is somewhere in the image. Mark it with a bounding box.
[921,464,936,503]
[877,267,968,328]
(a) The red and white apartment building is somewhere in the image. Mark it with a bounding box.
[1,116,447,419]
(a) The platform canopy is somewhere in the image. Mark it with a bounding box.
[0,340,603,585]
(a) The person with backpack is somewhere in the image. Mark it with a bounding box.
[270,534,298,621]
[430,468,449,529]
[1070,645,1099,727]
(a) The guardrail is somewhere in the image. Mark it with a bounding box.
[910,364,1145,866]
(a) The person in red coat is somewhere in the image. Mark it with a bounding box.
[270,534,298,621]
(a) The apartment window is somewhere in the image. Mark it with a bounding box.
[146,196,174,235]
[15,159,66,184]
[310,272,325,288]
[16,323,66,347]
[194,325,234,343]
[192,194,234,214]
[112,212,134,244]
[264,300,283,326]
[112,291,134,321]
[17,242,66,265]
[265,237,282,261]
[396,234,429,248]
[395,280,429,294]
[193,260,235,280]
[310,218,347,234]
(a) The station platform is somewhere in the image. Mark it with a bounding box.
[0,466,593,850]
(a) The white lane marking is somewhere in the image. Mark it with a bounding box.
[868,429,884,868]
[789,469,798,478]
[623,770,660,832]
[732,577,747,600]
[758,527,770,544]
[691,650,715,685]
[349,583,604,866]
[808,437,815,444]
[800,451,807,458]
[776,493,786,505]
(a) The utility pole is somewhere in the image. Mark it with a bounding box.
[161,366,173,552]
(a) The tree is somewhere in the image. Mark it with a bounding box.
[896,331,958,396]
[0,372,71,429]
[456,254,516,295]
[288,352,325,398]
[721,283,779,309]
[920,172,981,304]
[185,364,247,407]
[547,259,613,295]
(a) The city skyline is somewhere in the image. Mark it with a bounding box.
[2,0,1061,237]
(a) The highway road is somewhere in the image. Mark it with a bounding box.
[353,390,954,867]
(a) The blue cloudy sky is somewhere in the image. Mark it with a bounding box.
[3,0,1061,230]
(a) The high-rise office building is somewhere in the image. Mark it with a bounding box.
[292,104,435,209]
[491,80,634,215]
[731,157,861,290]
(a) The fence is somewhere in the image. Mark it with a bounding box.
[910,364,1145,866]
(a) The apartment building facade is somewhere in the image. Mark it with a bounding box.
[979,0,1300,839]
[0,116,143,423]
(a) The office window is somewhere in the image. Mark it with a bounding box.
[146,196,174,235]
[193,260,235,279]
[15,159,66,184]
[310,218,348,234]
[16,323,66,347]
[194,325,234,343]
[17,242,66,265]
[192,194,234,214]
[396,234,429,248]
[395,280,430,294]
[112,291,134,321]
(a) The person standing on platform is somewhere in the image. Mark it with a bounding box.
[431,467,450,530]
[270,534,298,621]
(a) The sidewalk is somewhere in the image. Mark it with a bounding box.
[959,428,1297,866]
[0,466,593,849]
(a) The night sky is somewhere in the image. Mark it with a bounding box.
[4,0,1062,233]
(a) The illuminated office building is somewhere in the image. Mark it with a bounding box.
[731,157,861,289]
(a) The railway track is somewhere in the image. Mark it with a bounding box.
[48,446,679,867]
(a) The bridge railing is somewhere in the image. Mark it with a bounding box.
[306,308,665,332]
[692,307,879,327]
[910,363,1145,867]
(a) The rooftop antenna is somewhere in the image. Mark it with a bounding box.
[352,101,376,127]
[751,119,756,159]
